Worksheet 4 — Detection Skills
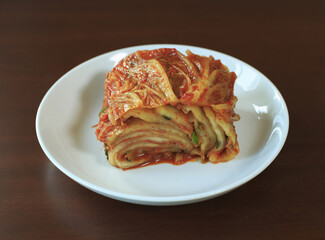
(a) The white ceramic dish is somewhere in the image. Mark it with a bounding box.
[36,44,289,206]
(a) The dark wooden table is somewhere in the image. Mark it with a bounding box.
[1,0,324,239]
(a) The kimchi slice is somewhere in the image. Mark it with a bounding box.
[95,48,239,169]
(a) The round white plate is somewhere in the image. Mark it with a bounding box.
[36,44,289,205]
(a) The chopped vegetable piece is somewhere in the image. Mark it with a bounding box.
[163,115,171,120]
[191,131,199,145]
[125,151,132,161]
[98,106,108,116]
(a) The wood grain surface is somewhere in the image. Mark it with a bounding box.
[0,0,324,239]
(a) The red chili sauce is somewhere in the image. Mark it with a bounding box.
[123,153,200,171]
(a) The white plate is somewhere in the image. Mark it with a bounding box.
[36,44,289,206]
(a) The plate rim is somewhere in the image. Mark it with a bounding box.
[35,44,290,205]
